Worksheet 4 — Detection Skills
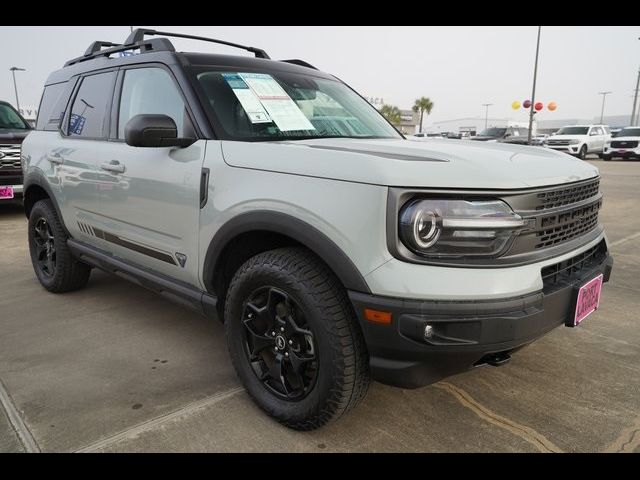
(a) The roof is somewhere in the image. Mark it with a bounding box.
[46,28,332,85]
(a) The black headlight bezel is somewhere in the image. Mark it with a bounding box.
[385,184,605,268]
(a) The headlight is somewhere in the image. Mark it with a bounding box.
[569,139,581,145]
[399,199,525,258]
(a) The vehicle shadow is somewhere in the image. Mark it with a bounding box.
[0,202,24,216]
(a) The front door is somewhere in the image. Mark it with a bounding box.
[93,66,205,287]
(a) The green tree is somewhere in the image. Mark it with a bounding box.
[412,97,434,133]
[380,104,402,126]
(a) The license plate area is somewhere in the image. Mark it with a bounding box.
[0,186,15,199]
[568,274,604,327]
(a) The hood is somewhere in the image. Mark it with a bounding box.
[220,137,599,189]
[0,129,30,144]
[547,135,586,141]
[610,136,640,142]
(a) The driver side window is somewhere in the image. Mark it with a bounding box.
[118,67,191,139]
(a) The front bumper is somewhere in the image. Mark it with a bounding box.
[349,244,613,389]
[546,144,582,154]
[0,175,23,200]
[603,147,640,159]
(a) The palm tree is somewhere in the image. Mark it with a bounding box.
[380,104,402,127]
[412,97,434,134]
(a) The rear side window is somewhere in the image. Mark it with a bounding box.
[36,82,69,131]
[68,71,116,138]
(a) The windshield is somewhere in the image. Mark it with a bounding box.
[618,127,640,137]
[556,127,589,135]
[195,69,401,141]
[0,103,30,130]
[478,128,506,137]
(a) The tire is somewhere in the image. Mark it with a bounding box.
[28,199,91,293]
[224,247,370,430]
[602,154,611,161]
[578,145,588,160]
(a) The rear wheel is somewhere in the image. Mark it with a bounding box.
[224,247,370,430]
[28,199,91,293]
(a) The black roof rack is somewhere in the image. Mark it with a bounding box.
[280,59,318,70]
[84,41,121,56]
[65,38,175,67]
[124,28,271,59]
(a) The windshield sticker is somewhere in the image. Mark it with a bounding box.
[238,73,315,132]
[223,74,271,124]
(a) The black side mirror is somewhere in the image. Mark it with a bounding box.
[125,114,196,148]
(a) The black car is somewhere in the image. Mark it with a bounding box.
[471,126,529,142]
[0,101,32,202]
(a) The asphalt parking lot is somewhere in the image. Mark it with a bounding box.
[1,158,639,453]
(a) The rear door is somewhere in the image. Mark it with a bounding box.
[53,70,117,241]
[93,64,205,286]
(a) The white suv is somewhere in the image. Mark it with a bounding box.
[21,29,613,430]
[544,125,611,159]
[603,126,640,161]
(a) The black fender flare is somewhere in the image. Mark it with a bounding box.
[23,172,70,236]
[203,210,371,295]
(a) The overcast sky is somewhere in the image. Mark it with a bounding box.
[1,26,638,124]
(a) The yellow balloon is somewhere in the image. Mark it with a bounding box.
[548,102,557,111]
[511,101,521,110]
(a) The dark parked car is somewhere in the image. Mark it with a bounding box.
[0,101,32,203]
[471,126,529,142]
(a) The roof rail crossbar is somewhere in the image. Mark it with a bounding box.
[84,41,122,56]
[280,59,318,70]
[125,28,271,59]
[64,38,175,67]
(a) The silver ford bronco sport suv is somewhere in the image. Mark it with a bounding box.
[22,29,613,430]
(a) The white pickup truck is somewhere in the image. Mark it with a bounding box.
[544,125,611,159]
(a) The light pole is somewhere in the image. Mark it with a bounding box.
[632,67,640,126]
[598,91,612,124]
[527,26,542,145]
[482,103,493,130]
[631,37,640,126]
[9,67,26,113]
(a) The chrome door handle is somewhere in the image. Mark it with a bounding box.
[47,153,64,165]
[100,160,125,174]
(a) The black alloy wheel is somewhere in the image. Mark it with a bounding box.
[241,286,318,400]
[32,217,56,277]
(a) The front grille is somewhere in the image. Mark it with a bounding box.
[0,145,21,170]
[546,139,571,146]
[541,240,607,289]
[535,199,601,249]
[535,179,600,210]
[611,140,638,149]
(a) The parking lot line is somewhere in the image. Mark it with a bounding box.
[0,377,40,453]
[435,382,563,453]
[610,231,640,248]
[604,416,640,453]
[75,386,245,453]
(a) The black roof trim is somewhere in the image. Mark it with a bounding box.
[125,28,270,59]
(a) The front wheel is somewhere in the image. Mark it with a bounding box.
[224,247,370,430]
[578,145,588,160]
[602,154,611,161]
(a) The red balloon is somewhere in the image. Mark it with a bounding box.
[523,100,532,108]
[534,102,543,111]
